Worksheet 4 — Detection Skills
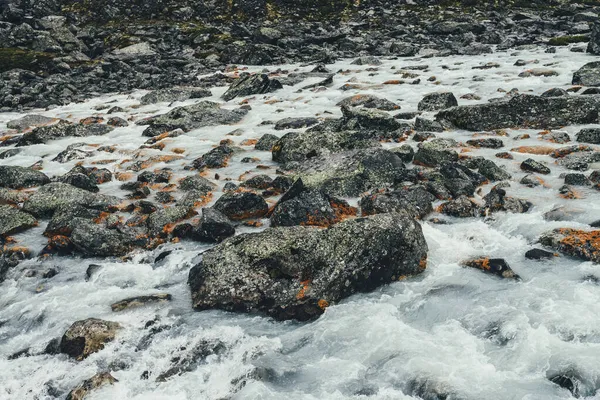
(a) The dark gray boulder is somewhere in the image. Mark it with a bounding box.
[478,159,511,181]
[18,121,114,146]
[141,102,248,137]
[274,117,320,130]
[0,165,50,189]
[337,94,400,111]
[418,92,458,112]
[6,114,55,131]
[147,206,194,236]
[191,144,235,169]
[140,87,211,105]
[59,318,121,360]
[221,74,282,102]
[436,94,600,131]
[213,192,268,221]
[588,22,600,55]
[44,204,100,237]
[521,158,551,175]
[576,128,600,144]
[413,138,458,167]
[573,62,600,86]
[178,175,215,194]
[255,133,279,151]
[360,186,434,219]
[70,220,133,257]
[192,208,235,243]
[22,183,116,218]
[438,195,480,218]
[188,212,428,321]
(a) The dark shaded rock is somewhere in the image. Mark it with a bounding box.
[147,206,195,236]
[337,94,399,111]
[414,117,444,132]
[213,192,268,221]
[520,158,550,174]
[22,183,116,218]
[243,175,273,190]
[576,128,600,144]
[60,318,121,360]
[255,133,279,151]
[178,175,215,193]
[66,372,117,400]
[274,117,319,130]
[564,173,591,186]
[589,22,600,55]
[478,159,511,181]
[0,149,21,159]
[351,56,381,66]
[413,138,458,167]
[188,212,427,321]
[107,117,128,127]
[142,102,248,137]
[361,186,434,220]
[192,208,235,243]
[221,74,282,102]
[391,144,414,163]
[59,173,99,193]
[418,92,458,112]
[140,88,211,105]
[44,204,100,236]
[155,339,227,382]
[192,144,234,169]
[0,165,50,189]
[483,186,531,214]
[525,248,555,260]
[111,294,172,312]
[541,88,569,97]
[340,106,403,132]
[462,258,520,280]
[0,205,36,236]
[438,195,479,218]
[437,94,600,131]
[540,228,600,263]
[467,138,504,149]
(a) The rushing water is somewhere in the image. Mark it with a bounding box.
[2,46,600,399]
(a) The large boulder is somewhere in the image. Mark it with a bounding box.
[576,128,600,144]
[6,114,55,131]
[588,22,600,55]
[70,220,133,257]
[0,166,50,189]
[221,74,282,102]
[141,102,248,137]
[192,208,235,243]
[18,121,114,146]
[188,212,428,321]
[60,318,121,360]
[436,94,600,131]
[573,62,600,87]
[418,92,458,112]
[213,192,269,221]
[283,148,407,197]
[413,138,458,167]
[140,87,211,105]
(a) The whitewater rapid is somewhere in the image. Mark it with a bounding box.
[2,46,600,399]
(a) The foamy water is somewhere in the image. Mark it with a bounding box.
[2,46,600,399]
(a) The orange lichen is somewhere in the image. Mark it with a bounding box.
[550,145,592,159]
[330,200,358,223]
[115,172,134,181]
[172,148,185,154]
[466,257,491,271]
[317,299,329,310]
[510,146,555,155]
[383,80,404,85]
[419,256,428,270]
[93,212,110,224]
[240,138,258,146]
[296,280,311,300]
[243,220,263,227]
[193,193,214,208]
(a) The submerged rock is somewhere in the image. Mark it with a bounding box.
[436,94,600,131]
[111,294,172,312]
[188,212,427,321]
[0,165,50,189]
[66,372,117,400]
[540,228,600,263]
[60,318,121,360]
[18,121,113,145]
[462,258,520,279]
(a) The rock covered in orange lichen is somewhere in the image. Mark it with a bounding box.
[462,257,520,279]
[540,228,600,263]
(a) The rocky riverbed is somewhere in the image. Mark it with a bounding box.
[3,1,600,399]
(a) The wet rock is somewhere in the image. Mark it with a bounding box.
[572,62,600,86]
[59,173,99,193]
[6,114,55,131]
[519,68,558,77]
[285,148,407,197]
[107,117,128,127]
[71,220,133,257]
[213,192,268,221]
[44,204,100,236]
[188,212,427,321]
[438,195,480,218]
[340,106,404,133]
[155,339,227,382]
[0,149,21,159]
[466,138,504,149]
[436,94,600,131]
[483,186,531,214]
[544,131,570,144]
[414,117,444,132]
[589,22,600,55]
[192,208,235,243]
[0,205,36,236]
[242,175,273,190]
[547,369,593,398]
[0,248,30,283]
[418,92,458,112]
[413,138,458,167]
[525,248,556,260]
[140,87,211,105]
[541,88,569,97]
[147,206,195,236]
[520,158,550,174]
[540,228,600,262]
[18,121,113,146]
[142,102,248,137]
[564,173,591,186]
[351,56,381,66]
[111,294,172,312]
[337,94,399,111]
[0,165,50,189]
[391,144,415,163]
[274,117,319,130]
[576,128,600,144]
[462,258,520,279]
[255,133,279,151]
[361,186,434,219]
[66,372,117,400]
[22,183,114,218]
[478,159,511,181]
[60,318,121,360]
[53,144,93,163]
[192,144,235,169]
[221,74,282,102]
[178,175,215,194]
